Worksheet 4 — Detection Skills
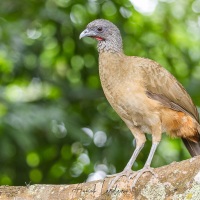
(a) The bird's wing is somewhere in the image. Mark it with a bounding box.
[137,57,199,122]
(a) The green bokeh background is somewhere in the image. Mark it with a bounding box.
[0,0,200,185]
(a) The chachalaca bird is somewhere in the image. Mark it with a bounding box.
[79,19,200,189]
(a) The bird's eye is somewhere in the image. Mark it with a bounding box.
[97,27,103,32]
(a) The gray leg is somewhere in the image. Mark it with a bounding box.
[130,142,160,189]
[124,144,145,170]
[144,142,159,167]
[107,127,146,191]
[107,143,145,191]
[107,143,145,178]
[124,125,146,170]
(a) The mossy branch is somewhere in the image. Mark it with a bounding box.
[1,156,200,200]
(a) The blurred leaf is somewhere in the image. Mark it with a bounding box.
[0,0,199,186]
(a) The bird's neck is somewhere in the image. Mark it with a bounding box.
[99,52,124,69]
[97,39,123,54]
[98,52,125,83]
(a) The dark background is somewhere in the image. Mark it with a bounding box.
[0,0,200,185]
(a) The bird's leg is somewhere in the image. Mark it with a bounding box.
[130,142,159,189]
[107,144,144,191]
[107,127,146,191]
[130,125,162,189]
[123,143,145,171]
[107,143,144,178]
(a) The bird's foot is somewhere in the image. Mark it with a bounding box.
[107,169,135,191]
[130,166,157,189]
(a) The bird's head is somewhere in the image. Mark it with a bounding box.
[79,19,123,53]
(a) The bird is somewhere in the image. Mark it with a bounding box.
[79,19,200,189]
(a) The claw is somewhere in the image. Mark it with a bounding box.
[107,169,135,191]
[130,166,157,190]
[106,167,158,191]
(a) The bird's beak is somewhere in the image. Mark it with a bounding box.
[79,28,97,39]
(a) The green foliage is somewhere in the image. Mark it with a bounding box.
[0,0,199,185]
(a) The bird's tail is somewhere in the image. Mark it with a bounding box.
[182,138,200,157]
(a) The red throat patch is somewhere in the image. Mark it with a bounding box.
[94,36,104,41]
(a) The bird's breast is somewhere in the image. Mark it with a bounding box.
[99,53,148,119]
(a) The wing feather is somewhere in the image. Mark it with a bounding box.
[136,57,199,122]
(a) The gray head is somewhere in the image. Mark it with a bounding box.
[79,19,123,53]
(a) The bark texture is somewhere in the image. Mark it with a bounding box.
[1,156,200,200]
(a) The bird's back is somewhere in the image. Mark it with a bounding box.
[131,56,199,122]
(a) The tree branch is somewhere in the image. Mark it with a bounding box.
[1,156,200,200]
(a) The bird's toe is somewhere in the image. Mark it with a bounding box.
[131,166,157,190]
[107,169,135,191]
